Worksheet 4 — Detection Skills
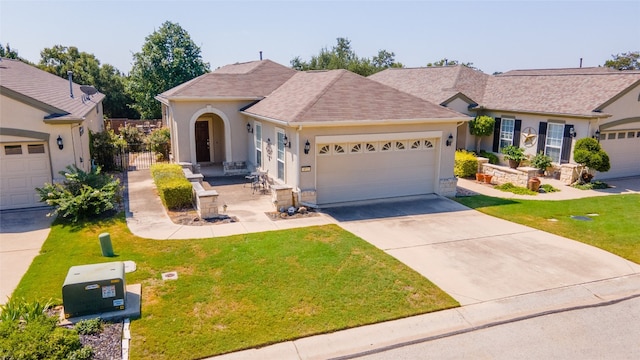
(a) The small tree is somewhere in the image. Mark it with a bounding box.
[469,115,495,152]
[146,127,171,161]
[573,138,610,182]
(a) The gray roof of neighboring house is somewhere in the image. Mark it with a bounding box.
[243,69,466,123]
[370,65,640,117]
[0,58,105,121]
[369,65,489,105]
[158,59,296,99]
[482,72,640,116]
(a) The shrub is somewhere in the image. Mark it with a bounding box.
[530,152,553,172]
[146,127,171,161]
[501,145,527,162]
[90,129,126,171]
[573,180,609,190]
[469,115,495,152]
[479,150,499,165]
[75,318,102,335]
[540,184,560,193]
[0,298,91,360]
[119,123,144,151]
[454,150,478,177]
[151,164,192,209]
[36,165,121,223]
[494,183,538,195]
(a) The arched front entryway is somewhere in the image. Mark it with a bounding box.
[189,106,232,164]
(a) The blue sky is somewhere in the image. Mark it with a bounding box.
[1,0,638,75]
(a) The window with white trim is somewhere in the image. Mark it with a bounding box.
[499,118,515,149]
[545,123,564,163]
[318,145,330,155]
[254,123,262,168]
[381,141,392,151]
[277,130,285,180]
[365,143,376,152]
[350,143,362,153]
[333,144,345,154]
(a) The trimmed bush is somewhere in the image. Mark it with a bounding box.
[151,164,192,209]
[454,150,478,177]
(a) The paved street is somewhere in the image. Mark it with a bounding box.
[357,295,640,360]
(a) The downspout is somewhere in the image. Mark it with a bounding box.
[294,126,302,206]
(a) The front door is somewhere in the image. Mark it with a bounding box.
[195,121,210,162]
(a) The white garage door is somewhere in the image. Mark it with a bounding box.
[0,143,52,210]
[316,138,437,204]
[598,130,640,179]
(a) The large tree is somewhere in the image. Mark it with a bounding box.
[0,43,32,64]
[38,45,137,118]
[127,21,210,119]
[604,51,639,70]
[427,58,477,70]
[291,37,402,77]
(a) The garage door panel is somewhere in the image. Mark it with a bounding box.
[0,143,52,210]
[599,135,640,179]
[317,140,437,204]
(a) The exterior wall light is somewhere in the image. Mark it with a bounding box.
[569,127,577,138]
[56,135,64,150]
[593,129,600,139]
[283,134,291,148]
[445,133,453,147]
[304,140,310,154]
[247,123,253,133]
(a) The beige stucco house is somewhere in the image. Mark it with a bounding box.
[156,60,470,206]
[371,66,640,180]
[0,58,105,210]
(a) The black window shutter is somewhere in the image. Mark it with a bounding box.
[492,117,501,152]
[560,124,573,163]
[513,120,522,147]
[537,122,547,154]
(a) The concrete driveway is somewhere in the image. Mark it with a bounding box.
[323,195,640,305]
[0,208,53,304]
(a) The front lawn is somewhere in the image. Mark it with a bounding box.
[13,215,457,359]
[454,194,640,264]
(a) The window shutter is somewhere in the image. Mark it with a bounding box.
[560,124,573,163]
[537,122,547,153]
[492,117,501,152]
[513,120,522,147]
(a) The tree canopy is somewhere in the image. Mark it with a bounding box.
[37,45,137,118]
[291,37,403,77]
[573,138,610,173]
[604,51,639,70]
[127,21,210,119]
[468,115,495,152]
[427,58,478,70]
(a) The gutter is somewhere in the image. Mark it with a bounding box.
[469,106,612,120]
[241,111,471,128]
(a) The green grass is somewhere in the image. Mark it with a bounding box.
[454,194,640,264]
[14,215,457,359]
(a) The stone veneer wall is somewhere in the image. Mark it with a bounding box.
[181,164,219,218]
[481,164,538,187]
[438,177,458,197]
[298,189,317,206]
[271,185,293,211]
[560,163,584,185]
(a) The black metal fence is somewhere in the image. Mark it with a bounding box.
[95,143,168,171]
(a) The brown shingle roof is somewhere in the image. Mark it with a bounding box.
[0,58,105,120]
[483,73,640,116]
[369,65,489,105]
[158,59,296,99]
[243,69,465,123]
[370,64,640,117]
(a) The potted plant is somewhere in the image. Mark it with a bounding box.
[501,145,526,169]
[530,152,552,175]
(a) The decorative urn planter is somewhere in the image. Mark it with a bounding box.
[508,159,520,169]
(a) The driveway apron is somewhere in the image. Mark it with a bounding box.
[0,208,53,304]
[324,196,640,305]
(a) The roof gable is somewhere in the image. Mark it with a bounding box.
[158,59,297,99]
[0,58,105,120]
[369,65,488,105]
[244,69,465,123]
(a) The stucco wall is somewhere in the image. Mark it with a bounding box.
[0,94,102,181]
[600,83,640,129]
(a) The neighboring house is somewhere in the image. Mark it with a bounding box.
[370,66,640,180]
[156,60,469,206]
[0,58,105,210]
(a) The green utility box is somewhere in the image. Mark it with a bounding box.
[62,262,126,319]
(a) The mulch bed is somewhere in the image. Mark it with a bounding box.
[265,210,320,221]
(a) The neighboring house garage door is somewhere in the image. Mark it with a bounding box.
[316,135,438,204]
[598,130,640,179]
[0,142,52,210]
